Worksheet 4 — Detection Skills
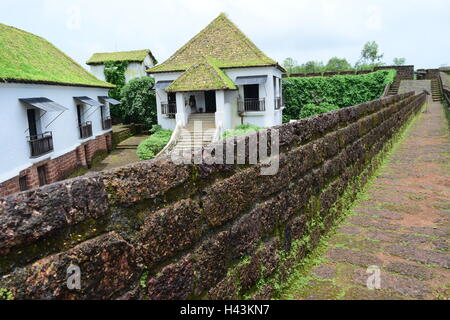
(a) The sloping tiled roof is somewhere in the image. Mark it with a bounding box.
[166,58,237,92]
[0,23,114,88]
[148,13,280,74]
[86,49,157,66]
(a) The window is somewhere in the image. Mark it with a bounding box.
[37,165,48,187]
[19,176,28,191]
[244,84,259,100]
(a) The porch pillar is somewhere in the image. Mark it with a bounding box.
[265,75,275,127]
[175,92,186,126]
[215,90,230,130]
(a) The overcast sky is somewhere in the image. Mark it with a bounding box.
[1,0,449,71]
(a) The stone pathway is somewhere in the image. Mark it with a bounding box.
[282,101,450,300]
[87,134,149,173]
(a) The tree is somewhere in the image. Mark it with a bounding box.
[393,57,406,66]
[296,61,325,74]
[119,77,157,127]
[283,57,298,75]
[356,41,384,70]
[325,57,353,72]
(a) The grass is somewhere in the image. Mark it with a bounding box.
[223,124,261,139]
[148,13,277,73]
[86,49,156,65]
[166,58,237,92]
[0,23,113,88]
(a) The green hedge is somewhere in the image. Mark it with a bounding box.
[282,70,396,122]
[299,103,339,119]
[137,128,173,160]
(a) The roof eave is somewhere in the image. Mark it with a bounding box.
[147,63,284,74]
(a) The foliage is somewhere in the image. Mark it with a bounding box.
[325,57,353,72]
[137,128,173,160]
[283,57,298,75]
[283,57,354,74]
[0,288,14,300]
[104,61,127,101]
[298,103,339,119]
[223,124,261,139]
[356,41,384,69]
[118,77,157,126]
[282,70,396,122]
[393,57,406,66]
[0,23,113,88]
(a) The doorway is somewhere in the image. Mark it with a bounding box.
[204,91,217,113]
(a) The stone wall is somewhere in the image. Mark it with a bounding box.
[374,65,414,82]
[0,92,426,300]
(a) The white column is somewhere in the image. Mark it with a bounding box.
[215,90,229,129]
[265,76,275,127]
[175,92,186,126]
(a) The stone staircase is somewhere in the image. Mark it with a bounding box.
[431,79,442,102]
[387,81,401,95]
[172,113,216,153]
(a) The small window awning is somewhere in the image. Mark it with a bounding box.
[235,76,268,86]
[98,96,121,105]
[74,96,103,107]
[19,97,68,112]
[152,81,173,90]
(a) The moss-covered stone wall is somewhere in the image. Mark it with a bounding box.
[0,92,426,300]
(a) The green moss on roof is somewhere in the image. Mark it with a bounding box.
[0,23,114,88]
[86,49,157,65]
[148,13,279,74]
[166,58,237,92]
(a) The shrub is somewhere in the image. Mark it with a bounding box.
[282,70,396,122]
[118,77,157,127]
[223,124,262,139]
[137,128,173,160]
[298,103,339,119]
[0,288,14,300]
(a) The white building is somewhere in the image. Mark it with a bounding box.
[0,23,118,197]
[147,13,285,152]
[87,50,158,83]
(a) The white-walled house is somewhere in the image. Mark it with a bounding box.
[0,23,118,197]
[87,50,158,83]
[147,13,285,152]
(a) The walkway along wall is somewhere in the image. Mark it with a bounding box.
[0,92,426,300]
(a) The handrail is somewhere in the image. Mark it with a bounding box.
[156,122,183,158]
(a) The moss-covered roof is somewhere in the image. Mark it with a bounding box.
[86,49,157,65]
[166,58,237,92]
[0,23,114,88]
[148,13,281,74]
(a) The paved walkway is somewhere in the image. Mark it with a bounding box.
[87,134,149,173]
[282,101,450,300]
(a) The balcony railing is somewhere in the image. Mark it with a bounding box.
[28,132,54,158]
[161,102,177,118]
[274,97,283,110]
[238,98,266,113]
[79,121,93,139]
[102,117,112,130]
